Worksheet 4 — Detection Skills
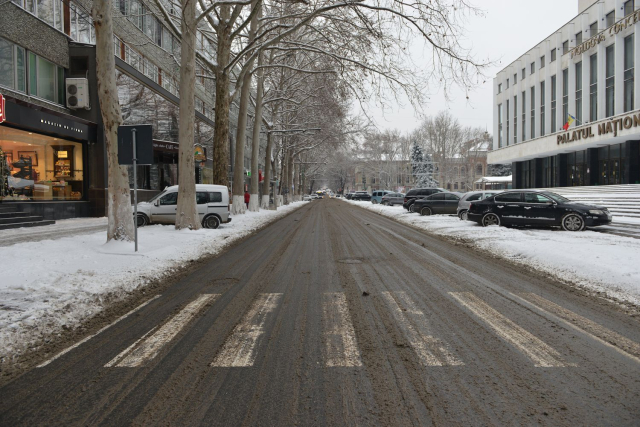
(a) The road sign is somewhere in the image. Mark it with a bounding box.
[118,125,153,165]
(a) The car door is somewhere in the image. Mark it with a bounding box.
[443,193,460,214]
[522,192,557,225]
[493,192,524,224]
[152,191,178,224]
[196,192,210,220]
[427,193,445,213]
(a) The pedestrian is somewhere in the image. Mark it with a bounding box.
[244,190,250,208]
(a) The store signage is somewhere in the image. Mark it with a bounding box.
[571,11,640,58]
[2,100,93,141]
[153,141,179,153]
[194,145,206,161]
[0,94,5,124]
[557,112,640,145]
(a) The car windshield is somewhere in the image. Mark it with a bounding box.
[544,192,571,203]
[148,190,167,203]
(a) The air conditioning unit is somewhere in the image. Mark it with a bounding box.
[65,78,90,110]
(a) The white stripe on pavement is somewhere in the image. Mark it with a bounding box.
[450,292,572,368]
[106,294,218,368]
[322,293,362,367]
[39,295,162,368]
[211,293,283,367]
[513,292,640,364]
[381,292,463,367]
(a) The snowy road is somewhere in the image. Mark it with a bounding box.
[1,199,639,426]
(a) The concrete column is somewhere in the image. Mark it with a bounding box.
[635,20,640,112]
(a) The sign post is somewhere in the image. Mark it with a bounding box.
[118,124,153,252]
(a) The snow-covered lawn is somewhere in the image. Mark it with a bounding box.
[0,202,306,360]
[343,199,640,305]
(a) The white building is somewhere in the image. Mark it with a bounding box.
[490,0,640,188]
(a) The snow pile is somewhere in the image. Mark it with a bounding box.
[0,202,306,360]
[343,199,640,305]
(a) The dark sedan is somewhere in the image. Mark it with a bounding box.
[351,191,372,201]
[466,190,612,231]
[413,192,463,215]
[402,188,447,212]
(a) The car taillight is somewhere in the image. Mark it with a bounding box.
[404,198,408,203]
[469,203,474,211]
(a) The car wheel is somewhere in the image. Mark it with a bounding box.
[420,207,432,216]
[409,204,415,213]
[481,213,501,227]
[381,200,388,206]
[372,199,377,204]
[203,215,221,229]
[458,210,468,221]
[136,214,149,227]
[561,213,585,231]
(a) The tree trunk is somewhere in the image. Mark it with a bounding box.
[261,130,272,209]
[249,52,264,212]
[285,149,294,205]
[92,0,134,242]
[212,7,232,188]
[174,0,200,230]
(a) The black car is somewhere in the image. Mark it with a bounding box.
[351,191,372,201]
[414,192,463,216]
[466,190,612,231]
[345,192,355,200]
[402,188,447,212]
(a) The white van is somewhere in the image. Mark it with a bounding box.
[135,184,231,229]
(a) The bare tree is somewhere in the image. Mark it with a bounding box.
[92,0,134,242]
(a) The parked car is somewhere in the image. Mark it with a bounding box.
[371,190,393,204]
[413,192,463,216]
[351,191,372,201]
[457,190,502,220]
[310,194,321,200]
[345,192,355,200]
[380,192,405,206]
[403,188,447,212]
[136,184,231,229]
[303,195,312,201]
[466,190,612,231]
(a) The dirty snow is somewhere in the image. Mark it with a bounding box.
[343,199,640,306]
[0,202,306,360]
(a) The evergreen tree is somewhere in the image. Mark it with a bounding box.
[411,142,438,187]
[487,163,512,176]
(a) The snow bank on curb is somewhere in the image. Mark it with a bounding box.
[0,202,306,360]
[342,199,640,305]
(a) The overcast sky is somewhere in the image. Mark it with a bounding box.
[366,0,578,134]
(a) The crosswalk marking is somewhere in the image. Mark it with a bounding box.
[450,292,572,368]
[382,292,464,367]
[105,294,218,368]
[514,292,640,364]
[211,293,283,367]
[322,293,362,367]
[39,295,161,368]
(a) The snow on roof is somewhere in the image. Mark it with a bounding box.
[475,175,513,183]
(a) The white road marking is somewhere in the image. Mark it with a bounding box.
[38,295,161,368]
[322,293,362,367]
[513,293,640,364]
[106,294,218,368]
[381,292,463,367]
[211,293,283,367]
[450,292,572,368]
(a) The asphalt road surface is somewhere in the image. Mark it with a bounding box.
[1,199,640,426]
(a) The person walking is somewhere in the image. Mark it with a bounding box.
[244,190,250,209]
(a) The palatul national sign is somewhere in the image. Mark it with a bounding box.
[557,112,640,144]
[571,11,640,58]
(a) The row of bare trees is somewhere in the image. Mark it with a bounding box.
[92,0,488,241]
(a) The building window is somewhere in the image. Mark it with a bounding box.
[498,103,503,147]
[24,51,65,104]
[70,2,95,44]
[550,48,556,62]
[590,53,598,121]
[563,40,569,54]
[11,0,64,32]
[562,68,569,128]
[0,37,26,93]
[575,31,583,46]
[540,55,545,69]
[514,73,517,84]
[576,61,583,125]
[551,75,557,131]
[506,99,510,145]
[522,91,526,142]
[590,22,598,35]
[498,83,502,94]
[624,0,635,16]
[531,62,535,75]
[530,86,535,139]
[522,68,525,79]
[606,44,615,117]
[540,81,545,137]
[476,164,483,175]
[606,11,615,28]
[506,78,510,89]
[624,34,634,112]
[513,95,518,144]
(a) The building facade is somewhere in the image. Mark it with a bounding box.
[490,0,640,188]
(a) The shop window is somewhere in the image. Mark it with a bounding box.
[0,127,84,201]
[0,37,26,93]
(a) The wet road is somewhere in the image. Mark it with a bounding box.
[1,199,640,426]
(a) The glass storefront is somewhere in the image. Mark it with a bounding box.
[0,126,84,201]
[599,143,626,185]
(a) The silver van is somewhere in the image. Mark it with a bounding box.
[457,190,502,220]
[135,184,231,229]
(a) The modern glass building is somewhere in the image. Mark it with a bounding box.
[490,0,640,188]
